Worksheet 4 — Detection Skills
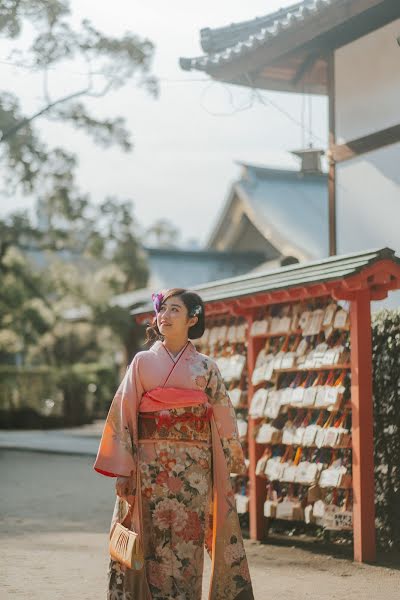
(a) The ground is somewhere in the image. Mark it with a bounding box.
[1,448,400,600]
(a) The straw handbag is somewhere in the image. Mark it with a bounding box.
[109,509,144,570]
[109,470,144,570]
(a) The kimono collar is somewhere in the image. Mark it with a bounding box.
[163,342,189,363]
[151,339,196,357]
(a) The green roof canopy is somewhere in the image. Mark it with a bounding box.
[132,247,400,317]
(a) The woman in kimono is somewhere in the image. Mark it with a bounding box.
[93,287,254,600]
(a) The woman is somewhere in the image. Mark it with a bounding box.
[93,287,254,600]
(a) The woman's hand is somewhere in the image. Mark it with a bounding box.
[115,471,136,504]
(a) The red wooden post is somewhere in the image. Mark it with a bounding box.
[247,326,266,540]
[350,289,376,562]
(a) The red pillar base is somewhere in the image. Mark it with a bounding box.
[350,290,376,563]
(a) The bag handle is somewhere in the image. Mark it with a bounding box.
[117,470,139,525]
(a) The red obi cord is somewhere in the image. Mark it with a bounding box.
[139,403,213,431]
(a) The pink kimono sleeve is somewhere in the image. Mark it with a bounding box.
[93,357,139,478]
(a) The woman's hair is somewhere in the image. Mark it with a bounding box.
[145,288,205,344]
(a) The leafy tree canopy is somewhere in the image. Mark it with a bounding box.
[0,0,158,194]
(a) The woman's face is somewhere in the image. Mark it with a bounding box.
[157,295,197,339]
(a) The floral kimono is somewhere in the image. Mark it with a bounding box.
[93,339,254,600]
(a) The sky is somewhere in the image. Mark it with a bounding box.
[0,0,328,247]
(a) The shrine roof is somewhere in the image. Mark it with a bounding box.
[132,247,400,317]
[179,1,398,95]
[180,0,336,74]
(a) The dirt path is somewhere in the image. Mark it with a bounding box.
[0,449,399,599]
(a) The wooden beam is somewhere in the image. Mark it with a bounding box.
[331,259,400,299]
[291,51,322,86]
[318,0,400,51]
[225,72,327,95]
[350,289,376,563]
[370,288,389,300]
[331,123,400,163]
[327,51,337,256]
[247,325,267,541]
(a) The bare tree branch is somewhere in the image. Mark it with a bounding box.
[0,86,91,142]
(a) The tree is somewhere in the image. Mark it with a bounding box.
[0,0,158,194]
[94,197,149,292]
[145,218,181,248]
[0,189,150,366]
[0,2,158,366]
[0,240,54,365]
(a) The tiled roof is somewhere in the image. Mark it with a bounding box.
[144,247,268,290]
[132,247,399,315]
[207,161,328,261]
[110,248,268,310]
[180,0,335,72]
[238,163,328,260]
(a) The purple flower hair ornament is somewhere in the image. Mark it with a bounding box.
[151,291,164,314]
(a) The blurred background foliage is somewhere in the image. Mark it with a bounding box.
[0,192,152,426]
[372,309,400,552]
[0,0,162,426]
[0,362,116,428]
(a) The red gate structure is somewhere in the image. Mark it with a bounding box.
[133,247,400,563]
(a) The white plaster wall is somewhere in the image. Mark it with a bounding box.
[335,19,400,143]
[336,143,400,309]
[336,144,400,253]
[335,20,400,309]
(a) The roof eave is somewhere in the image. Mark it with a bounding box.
[180,0,398,92]
[131,248,400,318]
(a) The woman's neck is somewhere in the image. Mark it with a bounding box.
[162,338,189,357]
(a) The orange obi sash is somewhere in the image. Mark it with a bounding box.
[139,386,213,431]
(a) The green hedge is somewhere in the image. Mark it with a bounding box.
[0,363,118,428]
[372,309,400,552]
